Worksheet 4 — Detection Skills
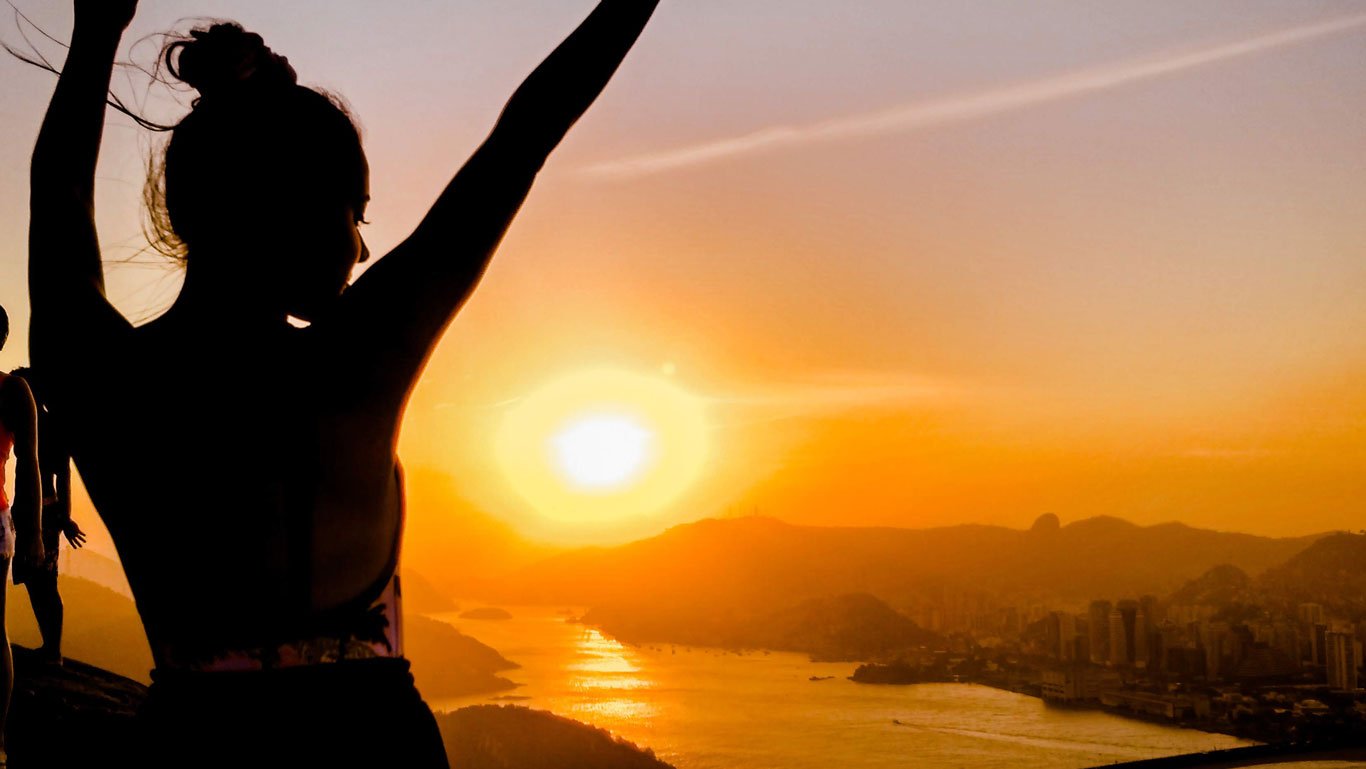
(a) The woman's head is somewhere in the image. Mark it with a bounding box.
[0,303,8,352]
[147,23,369,320]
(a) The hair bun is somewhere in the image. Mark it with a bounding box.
[169,22,297,101]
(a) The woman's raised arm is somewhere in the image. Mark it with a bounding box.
[28,1,135,374]
[332,0,662,413]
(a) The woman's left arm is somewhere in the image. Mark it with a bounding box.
[330,0,661,415]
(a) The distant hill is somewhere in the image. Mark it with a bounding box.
[1255,532,1366,620]
[61,547,133,597]
[401,466,557,597]
[438,705,674,769]
[582,592,937,662]
[7,575,154,683]
[494,515,1321,610]
[402,567,460,614]
[405,613,520,698]
[1168,564,1253,607]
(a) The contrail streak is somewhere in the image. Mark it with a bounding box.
[583,13,1366,180]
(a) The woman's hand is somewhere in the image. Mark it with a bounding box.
[74,0,138,35]
[63,519,87,549]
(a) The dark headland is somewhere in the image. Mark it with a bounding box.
[5,644,674,769]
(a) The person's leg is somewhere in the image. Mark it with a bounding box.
[1,554,13,767]
[23,526,62,663]
[24,574,62,662]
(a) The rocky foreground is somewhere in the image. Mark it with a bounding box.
[4,644,673,769]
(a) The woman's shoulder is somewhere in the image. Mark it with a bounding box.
[0,370,32,403]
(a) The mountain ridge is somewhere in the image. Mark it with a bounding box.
[487,514,1327,609]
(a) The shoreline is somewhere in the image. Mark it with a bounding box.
[847,671,1274,744]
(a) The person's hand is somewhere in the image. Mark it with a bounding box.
[62,519,87,549]
[74,0,138,35]
[18,532,45,570]
[63,519,87,549]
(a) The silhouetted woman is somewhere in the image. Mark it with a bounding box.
[27,1,660,765]
[0,305,45,767]
[10,366,87,667]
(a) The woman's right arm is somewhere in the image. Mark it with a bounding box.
[28,1,136,372]
[2,377,44,567]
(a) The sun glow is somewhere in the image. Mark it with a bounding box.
[495,370,709,525]
[552,413,655,490]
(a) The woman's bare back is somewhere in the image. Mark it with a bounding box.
[71,312,402,658]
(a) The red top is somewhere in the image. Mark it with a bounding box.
[0,372,13,510]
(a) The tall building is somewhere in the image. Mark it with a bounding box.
[1134,609,1150,669]
[1326,630,1359,690]
[1045,612,1062,659]
[1059,612,1079,662]
[1139,594,1162,628]
[1309,623,1329,666]
[1089,600,1112,665]
[1111,600,1139,667]
[1298,603,1325,627]
[1200,621,1231,680]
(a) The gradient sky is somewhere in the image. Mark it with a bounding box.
[3,1,1366,551]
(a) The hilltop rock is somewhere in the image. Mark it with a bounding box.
[5,644,143,768]
[1029,513,1061,533]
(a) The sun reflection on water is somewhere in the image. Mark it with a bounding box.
[572,698,659,720]
[569,628,642,674]
[567,628,656,712]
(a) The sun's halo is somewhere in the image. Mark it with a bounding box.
[495,369,709,525]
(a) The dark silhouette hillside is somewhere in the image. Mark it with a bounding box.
[5,645,674,769]
[438,705,674,769]
[7,574,523,698]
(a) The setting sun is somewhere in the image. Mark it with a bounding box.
[495,369,709,525]
[551,413,654,490]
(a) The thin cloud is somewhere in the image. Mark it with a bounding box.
[708,370,954,429]
[1182,447,1274,460]
[583,12,1366,180]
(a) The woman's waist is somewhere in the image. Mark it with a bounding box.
[143,656,424,717]
[150,654,415,691]
[151,572,404,673]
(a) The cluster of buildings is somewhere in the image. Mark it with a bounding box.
[1033,599,1360,691]
[900,587,1363,740]
[1023,599,1364,740]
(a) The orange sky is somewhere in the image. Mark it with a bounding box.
[3,1,1366,552]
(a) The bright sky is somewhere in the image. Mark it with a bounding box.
[3,1,1366,550]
